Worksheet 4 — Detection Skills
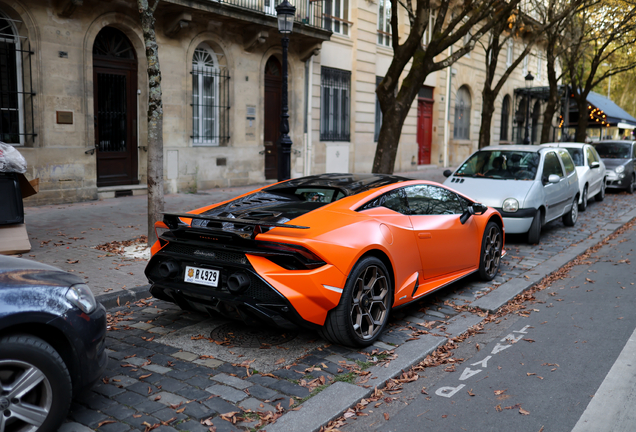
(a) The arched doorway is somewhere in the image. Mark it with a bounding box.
[93,27,138,187]
[263,56,282,180]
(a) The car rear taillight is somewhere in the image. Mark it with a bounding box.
[256,241,326,270]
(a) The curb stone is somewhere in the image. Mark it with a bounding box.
[96,284,151,309]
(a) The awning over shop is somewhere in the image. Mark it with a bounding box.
[586,91,636,128]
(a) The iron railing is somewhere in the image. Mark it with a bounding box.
[0,40,36,145]
[191,67,231,145]
[214,0,326,30]
[320,66,350,142]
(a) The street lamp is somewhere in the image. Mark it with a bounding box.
[276,0,296,181]
[523,72,534,144]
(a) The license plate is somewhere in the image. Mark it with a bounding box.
[184,266,220,287]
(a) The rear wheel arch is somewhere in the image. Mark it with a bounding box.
[357,249,395,292]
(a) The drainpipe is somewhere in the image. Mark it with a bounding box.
[443,47,453,167]
[303,56,313,176]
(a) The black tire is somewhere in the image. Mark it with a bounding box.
[595,179,606,202]
[320,256,393,347]
[628,174,635,194]
[0,334,72,432]
[478,222,502,281]
[563,196,579,227]
[527,209,542,244]
[578,185,588,212]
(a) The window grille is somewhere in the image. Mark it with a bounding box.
[374,76,383,141]
[323,0,349,36]
[0,14,35,145]
[191,45,230,145]
[377,0,391,46]
[321,66,350,142]
[453,86,471,140]
[500,95,510,141]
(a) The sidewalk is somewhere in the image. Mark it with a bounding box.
[21,167,451,303]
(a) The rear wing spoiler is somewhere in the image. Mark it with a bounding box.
[162,212,310,230]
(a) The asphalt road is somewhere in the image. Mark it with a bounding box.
[339,222,636,432]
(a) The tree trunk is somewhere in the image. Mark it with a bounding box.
[139,1,164,246]
[574,95,589,142]
[372,99,412,174]
[541,86,559,143]
[479,88,496,149]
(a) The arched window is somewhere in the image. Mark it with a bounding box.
[454,86,471,140]
[500,95,510,142]
[0,11,23,144]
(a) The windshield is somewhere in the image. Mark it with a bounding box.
[563,147,583,166]
[594,143,632,159]
[455,150,540,180]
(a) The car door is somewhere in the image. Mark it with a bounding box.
[541,151,568,222]
[556,149,578,214]
[585,145,602,196]
[403,184,481,280]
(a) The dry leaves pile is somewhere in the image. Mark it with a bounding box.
[96,235,148,255]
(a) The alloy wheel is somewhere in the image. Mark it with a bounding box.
[0,360,52,432]
[482,225,502,278]
[349,265,390,341]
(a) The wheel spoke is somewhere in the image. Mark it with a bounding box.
[364,267,378,291]
[0,412,6,432]
[7,367,45,400]
[8,402,48,427]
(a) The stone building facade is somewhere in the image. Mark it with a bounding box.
[1,0,549,206]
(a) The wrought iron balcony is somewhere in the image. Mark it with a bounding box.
[219,0,325,29]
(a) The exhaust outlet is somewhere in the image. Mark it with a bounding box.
[227,272,250,294]
[158,260,180,279]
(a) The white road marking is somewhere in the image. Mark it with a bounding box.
[459,367,482,381]
[471,356,492,368]
[571,327,636,432]
[513,325,532,334]
[501,333,524,343]
[435,384,465,398]
[491,343,513,354]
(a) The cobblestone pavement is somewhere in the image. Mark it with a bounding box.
[59,190,636,432]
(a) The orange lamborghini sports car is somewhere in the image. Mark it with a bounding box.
[145,174,504,347]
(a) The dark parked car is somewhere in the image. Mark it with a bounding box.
[593,141,636,193]
[0,256,107,432]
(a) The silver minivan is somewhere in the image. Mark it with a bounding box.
[443,145,580,243]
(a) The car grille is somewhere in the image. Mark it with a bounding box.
[163,243,247,264]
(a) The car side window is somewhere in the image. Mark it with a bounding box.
[633,144,636,159]
[359,188,409,214]
[404,185,464,215]
[558,149,576,176]
[585,147,595,166]
[542,152,564,179]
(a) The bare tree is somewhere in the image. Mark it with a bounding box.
[373,0,523,173]
[563,1,636,142]
[138,0,164,245]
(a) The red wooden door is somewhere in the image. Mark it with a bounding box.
[417,99,433,165]
[264,57,282,180]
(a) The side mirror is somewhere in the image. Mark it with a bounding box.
[472,202,487,215]
[443,169,453,178]
[590,161,600,169]
[548,174,560,184]
[459,205,475,225]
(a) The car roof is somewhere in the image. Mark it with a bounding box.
[265,173,410,196]
[480,145,545,152]
[541,142,588,149]
[594,140,636,144]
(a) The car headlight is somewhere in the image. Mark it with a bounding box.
[502,198,519,212]
[615,165,625,174]
[66,284,97,314]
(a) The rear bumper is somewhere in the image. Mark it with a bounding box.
[145,243,345,329]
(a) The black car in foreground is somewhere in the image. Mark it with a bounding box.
[593,140,636,193]
[0,256,107,432]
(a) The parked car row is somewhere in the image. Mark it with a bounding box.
[443,140,632,243]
